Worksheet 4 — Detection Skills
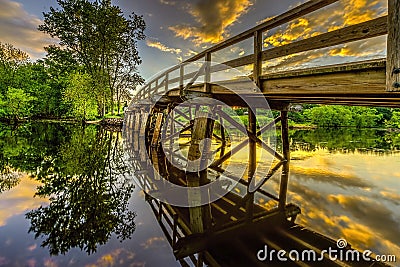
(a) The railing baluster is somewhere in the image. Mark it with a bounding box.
[165,72,169,94]
[204,52,211,93]
[179,64,184,96]
[386,0,400,91]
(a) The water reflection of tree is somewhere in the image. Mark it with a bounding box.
[26,126,135,255]
[0,122,70,194]
[0,166,22,193]
[289,128,400,152]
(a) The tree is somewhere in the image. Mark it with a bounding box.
[63,72,97,120]
[39,0,145,117]
[386,110,400,128]
[304,105,353,127]
[349,106,381,128]
[0,42,29,96]
[3,87,36,120]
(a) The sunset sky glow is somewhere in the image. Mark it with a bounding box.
[0,0,388,81]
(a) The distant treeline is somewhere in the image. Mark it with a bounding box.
[235,105,400,128]
[289,104,400,128]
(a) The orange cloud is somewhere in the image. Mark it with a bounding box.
[169,0,252,45]
[146,39,182,55]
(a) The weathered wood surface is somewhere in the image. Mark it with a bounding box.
[162,59,400,107]
[151,113,164,146]
[386,0,400,91]
[142,15,388,96]
[187,112,214,233]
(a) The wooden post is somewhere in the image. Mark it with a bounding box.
[179,64,184,96]
[386,0,400,91]
[186,111,214,233]
[246,107,257,222]
[219,110,226,145]
[253,30,263,87]
[130,113,135,129]
[140,111,147,136]
[151,113,164,147]
[278,110,290,211]
[134,112,141,132]
[245,30,263,221]
[204,52,211,93]
[165,72,169,93]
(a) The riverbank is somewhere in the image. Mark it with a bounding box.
[0,117,124,128]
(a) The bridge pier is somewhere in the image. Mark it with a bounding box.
[278,108,290,211]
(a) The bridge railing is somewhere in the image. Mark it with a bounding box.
[133,0,397,103]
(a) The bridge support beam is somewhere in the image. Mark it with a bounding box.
[278,109,290,211]
[246,107,256,222]
[186,110,214,234]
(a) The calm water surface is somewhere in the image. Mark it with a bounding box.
[0,122,399,266]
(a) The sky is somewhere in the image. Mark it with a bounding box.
[0,0,388,81]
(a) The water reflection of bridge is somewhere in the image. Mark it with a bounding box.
[124,123,390,266]
[123,0,399,265]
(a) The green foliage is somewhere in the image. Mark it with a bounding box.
[349,106,382,128]
[304,105,353,127]
[386,111,400,128]
[63,72,98,120]
[39,0,146,116]
[303,105,382,128]
[2,87,36,119]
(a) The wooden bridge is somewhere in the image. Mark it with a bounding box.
[123,0,399,266]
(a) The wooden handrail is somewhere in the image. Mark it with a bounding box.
[133,0,388,101]
[182,0,339,63]
[135,0,340,100]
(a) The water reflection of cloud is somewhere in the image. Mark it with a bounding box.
[379,190,400,205]
[291,166,371,189]
[141,236,167,249]
[0,256,9,266]
[27,244,37,252]
[85,248,138,267]
[328,194,400,245]
[286,180,400,259]
[0,175,48,226]
[43,258,58,267]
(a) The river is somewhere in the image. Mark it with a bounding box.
[0,122,399,266]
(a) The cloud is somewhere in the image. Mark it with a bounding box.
[160,0,177,6]
[140,236,167,249]
[261,0,387,71]
[0,0,54,59]
[169,0,252,45]
[146,39,182,55]
[264,0,386,49]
